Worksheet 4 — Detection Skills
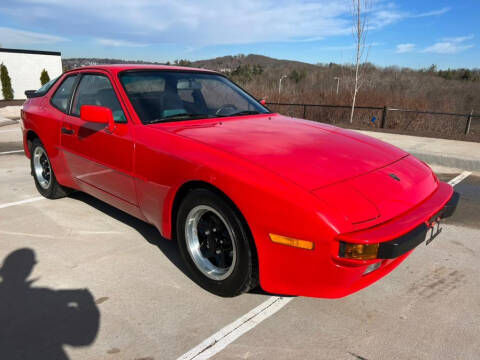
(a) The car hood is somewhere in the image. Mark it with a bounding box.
[313,155,439,225]
[160,113,408,190]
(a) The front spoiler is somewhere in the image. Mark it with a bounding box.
[376,191,460,259]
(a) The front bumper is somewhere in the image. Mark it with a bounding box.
[258,182,458,298]
[325,182,458,297]
[375,191,460,259]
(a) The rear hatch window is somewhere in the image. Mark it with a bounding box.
[25,76,60,98]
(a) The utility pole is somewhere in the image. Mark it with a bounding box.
[333,77,340,95]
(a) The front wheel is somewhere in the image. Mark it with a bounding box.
[176,189,257,297]
[30,138,71,199]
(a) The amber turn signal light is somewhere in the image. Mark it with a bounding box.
[270,234,315,250]
[339,242,379,260]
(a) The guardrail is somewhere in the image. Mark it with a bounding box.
[266,103,479,135]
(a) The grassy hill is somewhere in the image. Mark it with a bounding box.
[191,54,318,72]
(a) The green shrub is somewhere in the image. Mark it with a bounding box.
[40,69,50,85]
[0,63,14,100]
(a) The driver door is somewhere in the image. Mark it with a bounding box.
[60,72,137,205]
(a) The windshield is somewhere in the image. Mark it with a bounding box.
[119,71,270,124]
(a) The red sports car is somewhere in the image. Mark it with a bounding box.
[21,65,459,298]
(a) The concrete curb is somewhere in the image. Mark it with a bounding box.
[356,130,480,173]
[410,151,480,172]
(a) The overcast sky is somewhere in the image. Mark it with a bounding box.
[0,0,477,69]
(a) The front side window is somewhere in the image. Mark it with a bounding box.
[51,75,77,113]
[119,71,269,124]
[71,74,126,123]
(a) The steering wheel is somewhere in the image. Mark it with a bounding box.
[215,104,238,116]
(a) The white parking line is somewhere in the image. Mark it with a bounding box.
[0,150,24,155]
[0,197,44,210]
[0,129,20,133]
[176,171,473,360]
[448,171,471,186]
[177,296,293,360]
[0,230,54,239]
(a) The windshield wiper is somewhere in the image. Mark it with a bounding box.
[221,110,261,117]
[149,113,215,124]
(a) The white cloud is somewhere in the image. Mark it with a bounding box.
[0,26,68,46]
[8,0,351,45]
[0,1,452,47]
[441,35,474,43]
[395,43,416,53]
[371,5,450,29]
[371,10,406,28]
[412,7,451,18]
[423,43,473,54]
[423,35,475,54]
[94,38,149,47]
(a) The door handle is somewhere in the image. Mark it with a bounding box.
[61,127,75,135]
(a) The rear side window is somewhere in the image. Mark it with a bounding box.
[71,74,126,123]
[51,75,78,113]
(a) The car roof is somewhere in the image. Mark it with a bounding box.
[65,64,219,75]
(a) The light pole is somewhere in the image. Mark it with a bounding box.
[333,77,340,95]
[278,75,288,95]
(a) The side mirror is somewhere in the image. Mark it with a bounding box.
[80,105,114,132]
[259,98,266,106]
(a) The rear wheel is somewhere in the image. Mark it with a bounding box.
[176,189,257,297]
[30,138,71,199]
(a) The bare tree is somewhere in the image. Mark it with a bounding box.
[349,0,370,124]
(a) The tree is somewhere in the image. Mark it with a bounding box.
[349,0,370,124]
[0,63,14,100]
[40,69,50,86]
[289,69,306,84]
[462,69,473,81]
[174,59,192,67]
[252,64,263,75]
[439,69,453,80]
[427,64,437,73]
[231,65,253,83]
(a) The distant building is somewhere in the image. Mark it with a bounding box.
[0,48,62,100]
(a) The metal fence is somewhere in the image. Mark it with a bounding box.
[266,103,480,136]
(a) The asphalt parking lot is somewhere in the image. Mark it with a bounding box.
[1,121,480,360]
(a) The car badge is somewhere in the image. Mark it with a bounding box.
[389,173,401,181]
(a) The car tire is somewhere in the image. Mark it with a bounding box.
[176,188,258,297]
[30,138,71,199]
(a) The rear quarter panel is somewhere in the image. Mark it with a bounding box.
[22,76,75,188]
[22,96,59,158]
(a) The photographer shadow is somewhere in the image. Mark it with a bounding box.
[0,248,100,360]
